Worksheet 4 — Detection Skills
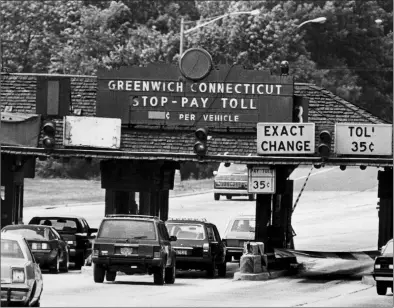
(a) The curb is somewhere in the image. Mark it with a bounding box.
[27,190,214,209]
[361,274,376,286]
[233,270,290,281]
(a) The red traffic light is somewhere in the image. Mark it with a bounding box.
[42,120,56,150]
[195,127,208,141]
[318,130,332,158]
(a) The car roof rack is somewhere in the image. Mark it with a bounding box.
[105,214,159,220]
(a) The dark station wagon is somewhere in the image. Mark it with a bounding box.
[165,218,227,278]
[92,215,177,285]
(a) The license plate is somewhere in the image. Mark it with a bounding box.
[176,250,188,255]
[223,182,241,188]
[120,247,134,256]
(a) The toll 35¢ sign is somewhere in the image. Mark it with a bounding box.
[248,166,276,194]
[335,123,393,156]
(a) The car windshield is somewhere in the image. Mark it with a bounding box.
[5,227,50,241]
[217,163,247,174]
[36,218,78,233]
[98,220,156,240]
[1,239,24,259]
[382,240,393,255]
[231,219,256,233]
[166,223,205,240]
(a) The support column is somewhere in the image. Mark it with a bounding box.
[255,194,272,247]
[159,190,169,221]
[377,168,393,249]
[139,191,151,215]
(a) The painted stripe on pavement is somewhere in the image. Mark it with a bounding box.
[274,248,380,260]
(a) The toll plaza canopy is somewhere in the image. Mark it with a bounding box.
[0,68,392,167]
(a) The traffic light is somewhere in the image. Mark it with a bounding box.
[42,120,56,150]
[317,130,332,158]
[194,127,208,157]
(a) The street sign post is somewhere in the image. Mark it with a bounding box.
[256,123,315,155]
[335,124,393,156]
[248,166,276,194]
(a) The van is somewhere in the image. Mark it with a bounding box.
[213,163,254,201]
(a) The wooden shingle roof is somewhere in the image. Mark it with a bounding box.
[0,73,391,166]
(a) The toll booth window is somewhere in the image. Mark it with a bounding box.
[98,220,156,240]
[166,223,205,240]
[1,239,24,259]
[231,219,256,233]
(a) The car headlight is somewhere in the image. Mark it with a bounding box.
[12,268,25,283]
[41,243,49,250]
[389,265,393,269]
[32,243,38,250]
[67,241,77,246]
[375,264,381,269]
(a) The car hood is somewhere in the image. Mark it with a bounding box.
[224,231,255,240]
[1,258,28,283]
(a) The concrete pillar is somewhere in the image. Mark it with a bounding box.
[255,194,272,246]
[159,190,169,221]
[377,168,393,249]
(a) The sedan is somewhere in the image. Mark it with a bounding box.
[372,238,393,295]
[2,225,69,273]
[222,215,255,262]
[29,215,97,269]
[1,233,43,307]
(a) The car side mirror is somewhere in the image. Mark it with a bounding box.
[213,171,218,176]
[89,228,98,235]
[169,236,177,242]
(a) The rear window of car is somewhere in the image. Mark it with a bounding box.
[4,227,51,241]
[383,240,393,255]
[166,223,205,240]
[98,220,156,240]
[231,219,256,232]
[217,163,247,175]
[34,218,79,233]
[1,239,24,259]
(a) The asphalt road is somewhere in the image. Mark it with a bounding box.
[22,165,392,307]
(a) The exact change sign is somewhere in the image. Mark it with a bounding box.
[335,123,393,155]
[248,166,276,194]
[257,123,315,154]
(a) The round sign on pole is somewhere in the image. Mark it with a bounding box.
[179,48,213,81]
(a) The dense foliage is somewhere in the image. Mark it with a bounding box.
[1,0,392,179]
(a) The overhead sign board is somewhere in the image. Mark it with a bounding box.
[335,123,393,156]
[96,62,294,128]
[248,166,276,194]
[256,123,315,155]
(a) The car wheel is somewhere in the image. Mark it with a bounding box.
[154,265,165,285]
[207,258,216,278]
[376,282,387,295]
[60,251,69,272]
[164,262,176,284]
[218,262,226,277]
[248,194,255,201]
[226,195,232,200]
[93,263,105,283]
[49,255,60,274]
[214,194,220,201]
[106,271,116,282]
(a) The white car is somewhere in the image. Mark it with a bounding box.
[222,215,255,262]
[1,232,43,307]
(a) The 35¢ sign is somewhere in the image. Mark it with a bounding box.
[248,166,276,194]
[335,124,393,156]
